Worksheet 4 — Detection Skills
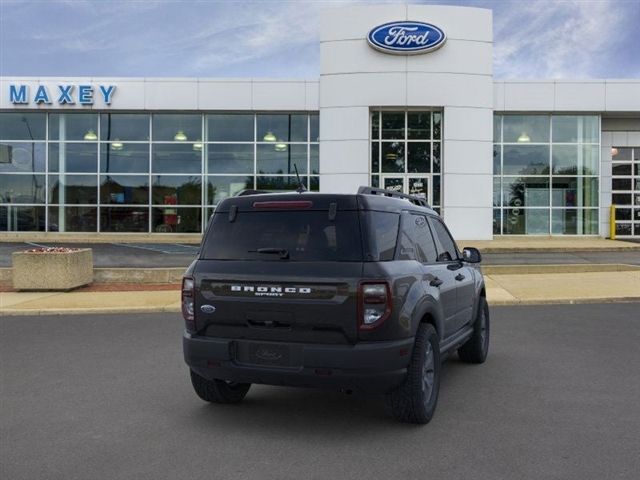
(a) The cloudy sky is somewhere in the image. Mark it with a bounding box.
[1,0,639,79]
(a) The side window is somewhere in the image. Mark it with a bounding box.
[412,215,438,263]
[397,213,438,263]
[397,221,417,260]
[428,217,458,262]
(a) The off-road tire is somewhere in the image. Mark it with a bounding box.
[190,370,251,404]
[458,296,490,364]
[387,323,441,424]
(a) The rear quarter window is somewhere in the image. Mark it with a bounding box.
[361,211,399,261]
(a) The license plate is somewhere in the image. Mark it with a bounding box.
[248,343,291,367]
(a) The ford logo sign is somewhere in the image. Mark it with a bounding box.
[200,304,216,314]
[367,21,446,55]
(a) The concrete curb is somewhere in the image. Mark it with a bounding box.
[0,267,186,284]
[0,305,181,316]
[482,263,640,275]
[488,297,640,306]
[477,246,640,253]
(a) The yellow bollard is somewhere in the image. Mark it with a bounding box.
[610,204,616,240]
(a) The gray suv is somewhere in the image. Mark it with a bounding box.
[182,187,489,424]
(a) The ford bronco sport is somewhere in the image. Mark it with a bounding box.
[182,186,489,424]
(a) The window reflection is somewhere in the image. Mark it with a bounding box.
[49,143,98,173]
[257,114,307,143]
[503,115,549,143]
[0,174,45,203]
[407,142,430,173]
[100,207,149,232]
[257,144,307,175]
[100,143,149,173]
[552,145,599,175]
[0,142,46,173]
[100,175,149,205]
[381,112,404,140]
[0,206,45,231]
[152,175,202,205]
[0,113,46,140]
[207,176,252,204]
[552,116,598,143]
[207,114,254,142]
[257,176,301,191]
[502,177,550,207]
[152,114,201,142]
[381,142,405,173]
[50,114,99,141]
[48,175,97,204]
[408,113,430,140]
[152,144,201,174]
[152,207,201,233]
[100,114,150,141]
[49,206,97,232]
[207,144,253,174]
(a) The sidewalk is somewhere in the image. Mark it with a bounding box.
[2,270,638,315]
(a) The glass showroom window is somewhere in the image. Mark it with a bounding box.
[493,114,599,235]
[0,112,319,233]
[0,113,47,231]
[370,110,442,213]
[611,146,640,237]
[206,113,319,217]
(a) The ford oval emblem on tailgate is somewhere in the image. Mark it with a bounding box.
[200,304,216,314]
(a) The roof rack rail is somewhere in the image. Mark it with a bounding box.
[235,189,269,196]
[357,186,431,208]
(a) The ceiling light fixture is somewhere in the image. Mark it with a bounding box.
[274,141,287,152]
[111,139,124,151]
[263,131,276,142]
[174,130,187,141]
[83,129,98,141]
[193,140,203,152]
[517,132,530,143]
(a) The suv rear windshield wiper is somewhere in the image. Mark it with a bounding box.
[249,247,290,260]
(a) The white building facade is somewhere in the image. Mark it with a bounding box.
[1,5,639,239]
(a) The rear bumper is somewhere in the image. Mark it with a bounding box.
[183,333,414,393]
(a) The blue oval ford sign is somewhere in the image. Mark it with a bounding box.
[367,21,446,55]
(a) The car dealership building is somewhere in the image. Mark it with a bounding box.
[1,4,639,240]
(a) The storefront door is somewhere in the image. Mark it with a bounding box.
[382,175,431,205]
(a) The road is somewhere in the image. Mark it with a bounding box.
[2,304,640,480]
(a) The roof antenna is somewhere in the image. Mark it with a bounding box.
[293,164,307,193]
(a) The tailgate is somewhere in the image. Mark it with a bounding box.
[194,260,363,344]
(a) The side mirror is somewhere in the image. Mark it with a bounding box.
[462,247,482,263]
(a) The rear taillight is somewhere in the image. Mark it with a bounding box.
[182,276,196,332]
[358,282,392,330]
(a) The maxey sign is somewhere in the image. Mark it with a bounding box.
[367,21,446,55]
[8,84,116,106]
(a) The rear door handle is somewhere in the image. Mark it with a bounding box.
[430,277,443,287]
[455,273,465,281]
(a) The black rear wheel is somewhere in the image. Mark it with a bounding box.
[387,323,441,424]
[458,296,490,364]
[190,370,251,404]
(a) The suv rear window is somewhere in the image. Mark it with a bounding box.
[202,211,363,261]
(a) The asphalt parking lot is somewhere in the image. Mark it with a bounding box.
[2,303,640,480]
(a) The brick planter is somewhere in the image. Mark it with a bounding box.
[12,248,93,291]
